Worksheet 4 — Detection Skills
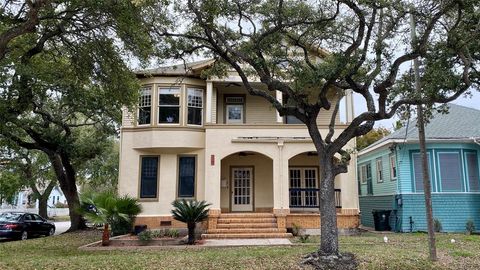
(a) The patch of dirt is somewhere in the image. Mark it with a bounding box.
[300,251,358,270]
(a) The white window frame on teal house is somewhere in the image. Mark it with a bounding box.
[389,154,397,181]
[359,164,367,184]
[376,158,383,183]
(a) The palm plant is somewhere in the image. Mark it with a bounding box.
[79,192,141,246]
[171,199,210,245]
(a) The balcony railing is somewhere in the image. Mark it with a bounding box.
[289,188,342,209]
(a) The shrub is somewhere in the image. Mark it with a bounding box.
[171,199,210,244]
[466,219,475,235]
[433,218,442,232]
[151,229,164,238]
[79,192,142,245]
[291,223,301,236]
[138,230,153,243]
[299,234,310,243]
[165,228,179,238]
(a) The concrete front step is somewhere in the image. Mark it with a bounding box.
[208,228,286,234]
[219,213,274,218]
[216,222,277,229]
[201,233,293,239]
[217,218,277,224]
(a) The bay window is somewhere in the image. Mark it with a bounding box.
[158,87,180,124]
[138,87,152,125]
[187,88,203,125]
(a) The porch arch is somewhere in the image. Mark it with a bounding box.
[220,151,274,213]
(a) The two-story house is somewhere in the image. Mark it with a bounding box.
[118,59,360,238]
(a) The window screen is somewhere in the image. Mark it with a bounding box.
[140,157,158,198]
[412,152,432,192]
[466,152,479,191]
[439,152,463,192]
[178,156,195,198]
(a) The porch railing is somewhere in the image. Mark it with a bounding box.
[289,188,342,209]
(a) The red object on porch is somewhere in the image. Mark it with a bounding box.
[210,154,215,166]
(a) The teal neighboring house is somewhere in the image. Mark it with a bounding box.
[357,104,480,232]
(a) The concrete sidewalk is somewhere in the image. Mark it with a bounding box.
[203,238,292,247]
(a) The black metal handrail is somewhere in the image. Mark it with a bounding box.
[289,188,342,208]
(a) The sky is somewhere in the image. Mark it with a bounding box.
[352,91,480,129]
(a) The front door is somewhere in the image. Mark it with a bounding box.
[231,167,253,212]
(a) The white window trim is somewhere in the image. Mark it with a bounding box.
[158,86,181,125]
[437,151,463,192]
[376,158,383,183]
[360,164,368,184]
[137,86,152,126]
[389,154,397,181]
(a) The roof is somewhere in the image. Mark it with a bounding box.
[360,104,480,154]
[135,59,215,77]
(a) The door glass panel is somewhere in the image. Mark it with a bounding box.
[227,105,243,123]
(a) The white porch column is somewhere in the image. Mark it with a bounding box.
[345,89,354,123]
[273,140,290,211]
[206,81,213,123]
[275,90,283,123]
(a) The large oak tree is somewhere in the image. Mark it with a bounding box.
[153,0,480,257]
[0,0,156,231]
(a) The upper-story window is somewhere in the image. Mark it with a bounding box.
[158,87,180,124]
[138,87,152,125]
[389,154,397,180]
[225,96,245,124]
[376,158,383,183]
[187,88,203,125]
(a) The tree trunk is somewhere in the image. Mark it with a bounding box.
[102,223,110,246]
[38,196,48,219]
[411,13,437,261]
[318,155,339,255]
[187,222,196,245]
[48,153,87,231]
[306,118,339,256]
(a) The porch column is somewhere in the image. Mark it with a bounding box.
[206,81,213,123]
[205,152,221,230]
[345,89,354,123]
[273,140,290,213]
[275,90,283,123]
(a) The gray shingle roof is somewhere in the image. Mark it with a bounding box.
[135,59,215,76]
[364,104,480,151]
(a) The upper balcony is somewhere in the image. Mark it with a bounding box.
[121,60,355,149]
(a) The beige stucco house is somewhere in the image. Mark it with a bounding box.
[118,60,360,238]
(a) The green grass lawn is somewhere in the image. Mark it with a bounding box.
[0,230,479,270]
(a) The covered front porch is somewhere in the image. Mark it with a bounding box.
[219,151,342,214]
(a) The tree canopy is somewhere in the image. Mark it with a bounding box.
[0,0,157,230]
[152,0,480,256]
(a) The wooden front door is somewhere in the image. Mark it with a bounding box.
[231,167,253,212]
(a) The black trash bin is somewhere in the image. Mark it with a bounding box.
[372,210,391,231]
